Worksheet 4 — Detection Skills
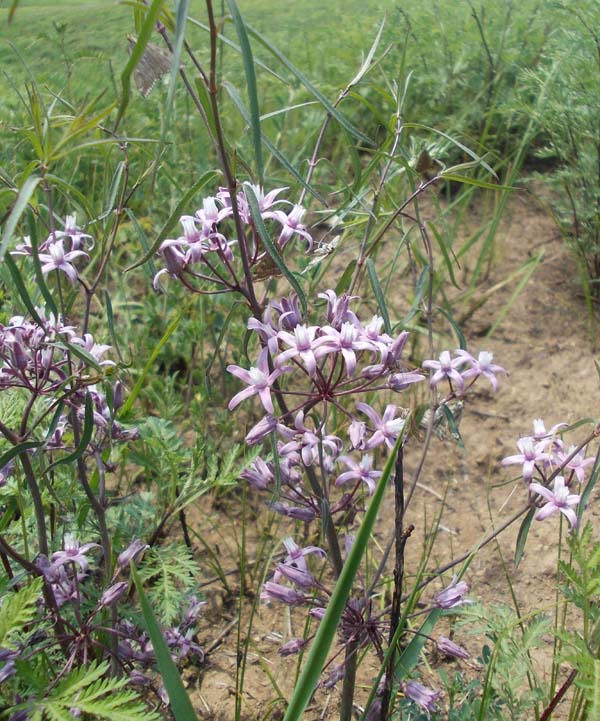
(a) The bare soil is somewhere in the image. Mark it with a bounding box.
[183,188,600,720]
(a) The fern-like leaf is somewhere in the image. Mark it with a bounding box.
[0,577,42,648]
[139,543,200,626]
[26,661,161,721]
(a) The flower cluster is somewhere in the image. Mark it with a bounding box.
[502,418,595,528]
[153,184,312,291]
[423,349,508,393]
[12,214,92,283]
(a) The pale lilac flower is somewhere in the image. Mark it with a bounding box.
[38,238,89,283]
[530,476,580,528]
[245,415,277,445]
[243,183,288,212]
[455,350,508,391]
[50,534,99,573]
[247,316,279,354]
[559,445,596,483]
[532,418,567,440]
[335,454,382,495]
[315,322,373,376]
[227,348,289,414]
[72,333,114,367]
[99,581,129,608]
[276,324,321,376]
[402,681,442,716]
[194,196,230,232]
[272,294,304,330]
[56,214,93,250]
[423,350,465,390]
[322,663,345,689]
[388,371,426,391]
[502,436,551,481]
[261,581,306,605]
[154,243,187,289]
[241,456,275,489]
[356,402,406,450]
[278,412,343,467]
[117,539,148,569]
[318,290,359,329]
[359,316,392,359]
[348,419,366,449]
[264,204,313,249]
[436,636,470,660]
[434,576,471,609]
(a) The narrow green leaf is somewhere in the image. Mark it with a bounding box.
[3,254,44,326]
[335,260,356,295]
[438,306,466,350]
[579,448,600,528]
[164,0,190,131]
[515,506,536,566]
[366,258,391,335]
[245,23,373,146]
[440,173,512,191]
[282,424,409,721]
[131,564,199,721]
[441,403,465,448]
[245,186,307,316]
[394,609,443,679]
[125,170,219,271]
[114,0,165,131]
[402,266,429,324]
[44,393,95,475]
[105,161,126,215]
[0,441,45,472]
[227,0,263,182]
[222,82,324,203]
[0,175,41,263]
[429,221,459,289]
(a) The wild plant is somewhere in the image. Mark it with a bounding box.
[2,2,600,721]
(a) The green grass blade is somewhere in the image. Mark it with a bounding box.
[245,23,373,146]
[164,0,190,130]
[366,258,391,335]
[438,306,466,350]
[394,608,443,680]
[0,175,41,263]
[130,564,199,721]
[227,0,263,183]
[0,441,45,471]
[245,185,307,316]
[282,426,408,721]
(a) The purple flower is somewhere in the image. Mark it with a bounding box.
[502,436,551,481]
[455,349,508,391]
[276,324,321,376]
[261,581,306,605]
[264,204,313,249]
[99,581,129,608]
[530,476,580,528]
[388,371,426,391]
[38,238,89,283]
[558,445,595,483]
[422,350,465,390]
[434,576,471,609]
[117,539,148,569]
[315,322,373,376]
[55,214,93,250]
[50,534,99,573]
[356,402,406,450]
[335,454,382,495]
[245,415,277,445]
[436,636,470,659]
[227,348,289,414]
[318,290,359,328]
[402,680,442,716]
